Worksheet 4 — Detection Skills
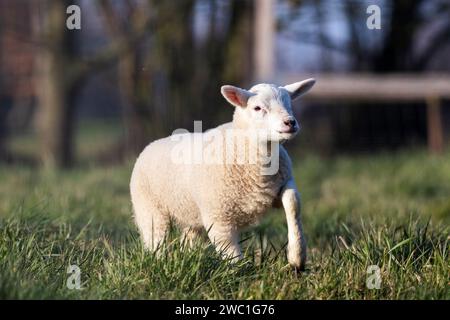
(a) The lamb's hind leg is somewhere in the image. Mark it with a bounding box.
[139,211,169,251]
[203,217,242,262]
[131,183,169,251]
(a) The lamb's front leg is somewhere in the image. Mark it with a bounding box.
[205,222,242,262]
[280,179,307,270]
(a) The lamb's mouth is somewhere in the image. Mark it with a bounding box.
[277,127,298,135]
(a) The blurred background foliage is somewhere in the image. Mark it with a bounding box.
[0,0,449,168]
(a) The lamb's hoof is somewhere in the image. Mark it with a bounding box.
[281,261,306,273]
[291,263,306,273]
[287,251,305,272]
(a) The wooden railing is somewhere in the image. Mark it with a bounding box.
[280,73,450,153]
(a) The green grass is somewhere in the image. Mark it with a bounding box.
[0,149,449,299]
[7,119,124,163]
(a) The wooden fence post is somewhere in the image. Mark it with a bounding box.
[426,96,444,154]
[254,0,275,82]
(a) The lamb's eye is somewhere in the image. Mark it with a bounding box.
[254,106,262,111]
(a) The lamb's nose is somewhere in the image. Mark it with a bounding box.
[284,119,296,127]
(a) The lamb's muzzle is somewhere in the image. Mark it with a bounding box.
[130,78,315,270]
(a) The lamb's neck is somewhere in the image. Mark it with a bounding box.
[229,125,280,176]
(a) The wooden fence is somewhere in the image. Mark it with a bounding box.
[281,73,450,153]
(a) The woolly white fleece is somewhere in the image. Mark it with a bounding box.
[130,79,315,269]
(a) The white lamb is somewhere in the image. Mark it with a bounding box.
[130,78,315,270]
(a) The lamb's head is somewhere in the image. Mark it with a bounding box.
[221,78,315,142]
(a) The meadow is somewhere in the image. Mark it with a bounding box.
[0,123,449,299]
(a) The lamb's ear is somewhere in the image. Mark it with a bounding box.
[283,78,316,101]
[221,85,255,108]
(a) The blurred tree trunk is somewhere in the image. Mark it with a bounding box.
[100,0,256,157]
[223,0,254,85]
[195,0,255,127]
[35,0,152,168]
[343,2,366,70]
[117,52,155,155]
[152,0,196,129]
[98,0,158,155]
[0,98,7,161]
[35,0,79,168]
[0,21,5,160]
[372,0,424,72]
[100,0,196,155]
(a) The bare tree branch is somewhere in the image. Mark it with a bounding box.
[414,21,450,70]
[69,0,154,85]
